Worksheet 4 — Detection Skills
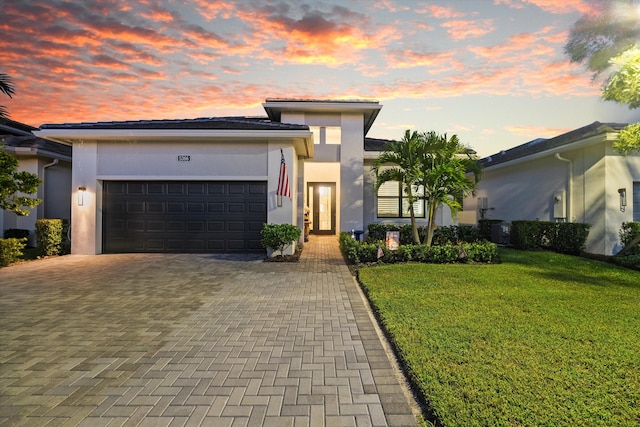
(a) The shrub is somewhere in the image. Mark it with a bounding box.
[3,228,30,240]
[619,222,640,255]
[511,220,590,254]
[0,237,26,267]
[340,232,499,265]
[432,225,482,245]
[260,223,301,255]
[549,223,590,254]
[35,218,64,256]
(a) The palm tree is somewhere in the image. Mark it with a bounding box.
[418,131,482,246]
[371,130,424,244]
[0,72,15,120]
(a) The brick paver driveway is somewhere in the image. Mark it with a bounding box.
[0,236,417,427]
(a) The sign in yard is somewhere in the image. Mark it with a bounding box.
[385,231,399,251]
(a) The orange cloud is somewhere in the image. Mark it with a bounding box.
[494,0,597,15]
[441,19,495,41]
[385,49,464,72]
[421,5,465,19]
[505,124,571,138]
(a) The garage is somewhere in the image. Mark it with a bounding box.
[103,181,267,253]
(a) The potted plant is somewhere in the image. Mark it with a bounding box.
[261,223,301,257]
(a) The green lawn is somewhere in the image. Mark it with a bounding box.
[358,249,640,427]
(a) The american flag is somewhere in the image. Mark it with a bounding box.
[276,148,290,198]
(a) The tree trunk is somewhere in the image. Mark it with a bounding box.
[423,200,437,246]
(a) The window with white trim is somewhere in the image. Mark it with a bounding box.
[377,181,425,218]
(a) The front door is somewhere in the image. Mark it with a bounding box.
[307,182,336,235]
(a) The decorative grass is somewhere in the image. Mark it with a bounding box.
[358,249,640,427]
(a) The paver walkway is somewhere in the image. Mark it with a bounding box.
[0,236,417,427]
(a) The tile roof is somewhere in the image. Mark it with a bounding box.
[364,137,393,151]
[265,98,379,104]
[481,122,628,168]
[39,116,309,131]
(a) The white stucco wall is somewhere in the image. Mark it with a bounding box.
[462,138,640,255]
[97,141,268,179]
[71,141,99,255]
[339,114,364,232]
[70,138,303,254]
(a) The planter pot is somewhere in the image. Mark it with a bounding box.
[266,241,296,257]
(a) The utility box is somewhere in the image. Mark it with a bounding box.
[553,191,566,220]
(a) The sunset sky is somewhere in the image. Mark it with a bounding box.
[2,0,639,157]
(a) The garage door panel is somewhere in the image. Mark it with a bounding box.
[228,203,245,213]
[208,221,224,231]
[104,181,267,253]
[127,183,145,194]
[168,183,186,194]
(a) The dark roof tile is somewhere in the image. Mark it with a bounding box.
[481,122,628,167]
[40,116,309,131]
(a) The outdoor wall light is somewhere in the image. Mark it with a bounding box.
[78,187,87,206]
[618,188,627,212]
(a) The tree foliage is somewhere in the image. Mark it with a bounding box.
[602,47,640,108]
[372,130,482,246]
[418,132,482,247]
[614,122,640,153]
[371,130,424,244]
[564,0,640,79]
[0,72,15,120]
[565,0,640,154]
[0,145,42,216]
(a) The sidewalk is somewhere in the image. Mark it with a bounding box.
[0,235,417,427]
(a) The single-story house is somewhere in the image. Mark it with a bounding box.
[1,118,72,246]
[35,99,454,255]
[459,122,640,255]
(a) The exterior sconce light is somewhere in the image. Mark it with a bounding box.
[618,188,627,212]
[78,187,86,206]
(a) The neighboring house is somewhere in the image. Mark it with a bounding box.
[459,122,640,255]
[1,119,72,246]
[35,99,450,255]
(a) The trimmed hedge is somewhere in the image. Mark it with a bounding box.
[367,223,481,245]
[0,237,27,267]
[619,222,640,255]
[35,218,64,256]
[340,232,499,265]
[511,220,590,254]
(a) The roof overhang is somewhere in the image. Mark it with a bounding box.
[34,128,315,158]
[262,100,382,136]
[482,131,618,171]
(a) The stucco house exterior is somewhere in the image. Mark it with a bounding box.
[459,122,640,255]
[1,119,72,246]
[36,99,449,255]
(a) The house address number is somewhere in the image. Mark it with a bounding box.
[177,155,191,162]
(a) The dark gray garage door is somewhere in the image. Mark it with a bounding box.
[103,181,267,253]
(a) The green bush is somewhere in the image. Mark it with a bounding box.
[260,223,301,254]
[340,232,499,265]
[368,223,481,246]
[511,220,590,254]
[0,237,26,266]
[35,218,64,256]
[367,223,426,244]
[619,222,640,255]
[432,225,482,245]
[3,228,30,240]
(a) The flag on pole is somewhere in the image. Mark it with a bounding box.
[276,148,290,198]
